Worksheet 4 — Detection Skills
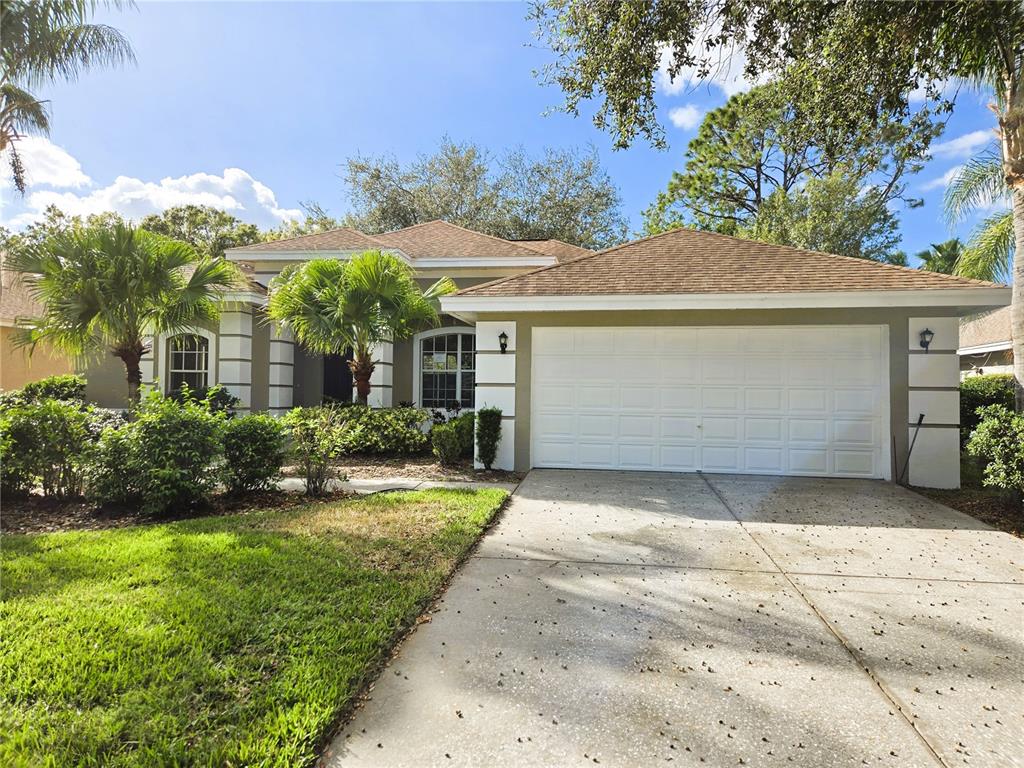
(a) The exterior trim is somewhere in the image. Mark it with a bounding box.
[412,326,477,410]
[413,257,554,268]
[958,341,1012,355]
[227,248,407,262]
[442,288,1010,315]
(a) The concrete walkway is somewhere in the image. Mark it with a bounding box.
[322,470,1024,768]
[277,476,519,495]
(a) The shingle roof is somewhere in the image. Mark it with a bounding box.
[226,228,388,253]
[960,306,1010,348]
[0,268,42,322]
[457,227,1004,297]
[515,239,593,262]
[371,220,549,259]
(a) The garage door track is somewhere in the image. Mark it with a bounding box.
[324,470,1024,768]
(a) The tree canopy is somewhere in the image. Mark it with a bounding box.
[341,138,628,249]
[138,205,263,259]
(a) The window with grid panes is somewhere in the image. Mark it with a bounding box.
[167,334,209,392]
[420,332,475,409]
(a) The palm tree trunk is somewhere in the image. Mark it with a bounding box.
[1013,187,1024,410]
[114,340,147,406]
[348,352,375,406]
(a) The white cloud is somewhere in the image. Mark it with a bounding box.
[0,136,91,189]
[921,165,963,191]
[667,104,703,130]
[931,129,993,159]
[0,138,302,230]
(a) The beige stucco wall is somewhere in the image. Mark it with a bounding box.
[0,327,74,391]
[251,315,271,412]
[471,306,965,475]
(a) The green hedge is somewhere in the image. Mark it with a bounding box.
[966,404,1024,494]
[960,374,1015,444]
[431,412,475,465]
[335,405,429,456]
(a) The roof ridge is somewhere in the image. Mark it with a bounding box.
[455,237,613,296]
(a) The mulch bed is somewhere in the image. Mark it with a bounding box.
[1,490,354,536]
[284,454,523,484]
[914,486,1024,538]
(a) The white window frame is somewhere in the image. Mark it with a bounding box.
[413,327,476,411]
[159,328,218,394]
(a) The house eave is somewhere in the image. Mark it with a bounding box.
[440,287,1012,320]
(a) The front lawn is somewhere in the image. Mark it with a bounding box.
[0,487,508,767]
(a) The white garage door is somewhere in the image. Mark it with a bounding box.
[531,326,889,478]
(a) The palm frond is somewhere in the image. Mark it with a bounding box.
[954,210,1014,283]
[943,151,1008,226]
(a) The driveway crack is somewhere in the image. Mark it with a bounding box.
[699,472,950,768]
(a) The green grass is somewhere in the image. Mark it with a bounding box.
[0,487,508,767]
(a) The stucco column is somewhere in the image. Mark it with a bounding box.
[905,317,960,488]
[473,321,516,471]
[218,307,253,412]
[367,341,393,408]
[269,324,295,416]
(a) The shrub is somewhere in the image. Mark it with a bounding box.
[20,374,87,403]
[222,414,287,493]
[88,390,226,514]
[966,405,1024,494]
[960,374,1015,444]
[335,405,429,456]
[282,406,347,496]
[430,412,473,465]
[169,383,240,417]
[476,407,502,470]
[0,399,92,498]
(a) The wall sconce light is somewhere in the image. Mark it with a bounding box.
[498,331,509,354]
[919,328,935,353]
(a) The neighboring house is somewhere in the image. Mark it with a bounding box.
[439,227,1009,489]
[958,306,1012,377]
[76,220,1008,490]
[0,267,74,390]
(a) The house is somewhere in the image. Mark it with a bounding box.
[75,221,1007,490]
[439,227,1009,489]
[0,267,74,390]
[959,306,1012,377]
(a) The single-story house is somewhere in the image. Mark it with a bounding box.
[0,267,74,390]
[26,220,1010,490]
[959,306,1013,377]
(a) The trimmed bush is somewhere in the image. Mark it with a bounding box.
[431,413,473,465]
[960,374,1015,444]
[282,406,347,496]
[966,404,1024,494]
[88,390,226,514]
[21,374,87,403]
[222,414,287,493]
[0,398,93,498]
[335,405,429,456]
[169,383,241,417]
[476,407,502,470]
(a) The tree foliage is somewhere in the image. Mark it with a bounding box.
[342,137,628,249]
[944,151,1014,283]
[267,252,454,405]
[915,239,964,275]
[6,222,239,403]
[1,0,135,191]
[138,205,263,259]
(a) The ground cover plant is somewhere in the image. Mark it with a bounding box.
[0,487,508,767]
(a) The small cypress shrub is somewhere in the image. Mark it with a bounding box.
[475,407,502,470]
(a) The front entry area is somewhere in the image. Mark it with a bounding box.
[531,325,890,478]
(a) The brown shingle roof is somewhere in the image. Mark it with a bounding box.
[457,228,1004,297]
[372,220,550,259]
[226,228,388,253]
[0,269,42,322]
[515,239,593,262]
[960,306,1010,348]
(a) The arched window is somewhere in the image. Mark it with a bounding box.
[419,331,475,409]
[167,334,209,392]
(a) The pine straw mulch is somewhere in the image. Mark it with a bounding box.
[1,489,354,536]
[283,454,523,484]
[914,485,1024,539]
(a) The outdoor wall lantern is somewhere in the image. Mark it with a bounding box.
[498,331,509,354]
[919,327,935,353]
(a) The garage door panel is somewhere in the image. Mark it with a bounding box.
[531,325,886,478]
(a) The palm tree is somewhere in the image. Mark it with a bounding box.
[1,1,134,192]
[7,223,239,404]
[944,151,1014,284]
[915,238,965,275]
[267,252,455,405]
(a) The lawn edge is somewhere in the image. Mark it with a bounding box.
[312,487,514,766]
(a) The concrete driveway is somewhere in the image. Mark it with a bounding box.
[323,470,1024,768]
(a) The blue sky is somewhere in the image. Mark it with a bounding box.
[0,1,1004,264]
